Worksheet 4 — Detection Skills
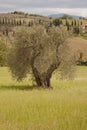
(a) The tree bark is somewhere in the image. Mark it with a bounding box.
[32,65,51,88]
[31,62,60,88]
[40,76,51,88]
[32,66,42,86]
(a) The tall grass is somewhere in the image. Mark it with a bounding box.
[0,66,87,130]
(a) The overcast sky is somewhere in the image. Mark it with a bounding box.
[0,0,87,16]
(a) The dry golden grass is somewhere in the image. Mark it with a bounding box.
[0,67,87,130]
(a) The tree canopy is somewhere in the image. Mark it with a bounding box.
[8,26,75,88]
[0,41,7,66]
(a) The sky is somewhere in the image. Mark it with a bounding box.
[0,0,87,16]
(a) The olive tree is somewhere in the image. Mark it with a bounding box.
[0,41,7,66]
[8,26,75,88]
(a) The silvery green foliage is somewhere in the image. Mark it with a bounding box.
[8,25,75,86]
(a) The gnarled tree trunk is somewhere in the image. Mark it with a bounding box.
[31,62,60,88]
[32,65,51,88]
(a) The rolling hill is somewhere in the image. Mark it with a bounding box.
[68,37,87,61]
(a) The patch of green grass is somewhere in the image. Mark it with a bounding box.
[52,66,87,88]
[0,67,33,90]
[0,66,87,130]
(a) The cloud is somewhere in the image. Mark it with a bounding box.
[21,8,87,17]
[0,0,87,8]
[0,0,87,16]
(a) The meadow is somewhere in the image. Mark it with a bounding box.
[0,66,87,130]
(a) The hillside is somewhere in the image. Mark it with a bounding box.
[68,37,87,61]
[0,12,50,21]
[0,12,87,62]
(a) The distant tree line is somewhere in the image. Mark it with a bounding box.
[53,18,83,34]
[0,17,48,27]
[0,17,23,26]
[11,11,26,15]
[60,14,73,19]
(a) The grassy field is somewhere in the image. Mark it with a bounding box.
[0,67,87,130]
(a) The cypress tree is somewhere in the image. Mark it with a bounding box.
[74,20,77,26]
[71,20,74,26]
